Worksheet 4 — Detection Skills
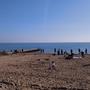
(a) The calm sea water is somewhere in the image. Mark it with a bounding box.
[0,43,90,53]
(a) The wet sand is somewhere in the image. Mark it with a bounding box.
[0,53,90,90]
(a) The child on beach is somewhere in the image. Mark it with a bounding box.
[49,61,56,70]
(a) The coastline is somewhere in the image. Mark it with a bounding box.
[0,43,90,54]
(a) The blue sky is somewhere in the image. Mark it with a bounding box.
[0,0,90,42]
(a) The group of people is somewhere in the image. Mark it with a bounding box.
[48,48,88,71]
[54,48,64,55]
[54,48,88,56]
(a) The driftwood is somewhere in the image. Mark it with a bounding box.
[83,64,90,67]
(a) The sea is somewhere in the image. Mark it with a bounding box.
[0,43,90,54]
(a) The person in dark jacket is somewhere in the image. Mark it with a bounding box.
[61,49,63,55]
[81,51,84,58]
[70,49,73,55]
[85,48,87,54]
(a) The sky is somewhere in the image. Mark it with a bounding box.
[0,0,90,42]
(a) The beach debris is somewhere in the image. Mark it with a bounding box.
[83,64,90,67]
[45,58,49,61]
[52,53,56,56]
[30,84,41,90]
[37,59,40,61]
[73,56,82,59]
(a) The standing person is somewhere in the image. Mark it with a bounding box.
[85,48,87,54]
[70,49,73,55]
[78,48,81,54]
[70,49,74,58]
[22,49,23,52]
[64,50,67,57]
[54,48,56,54]
[42,49,44,53]
[40,49,44,53]
[61,49,63,55]
[81,51,84,58]
[57,49,60,55]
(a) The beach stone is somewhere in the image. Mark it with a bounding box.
[22,86,32,90]
[0,80,16,90]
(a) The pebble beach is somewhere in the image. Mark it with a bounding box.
[0,52,90,90]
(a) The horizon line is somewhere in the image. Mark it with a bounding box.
[0,42,90,43]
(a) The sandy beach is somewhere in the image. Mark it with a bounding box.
[0,53,90,90]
